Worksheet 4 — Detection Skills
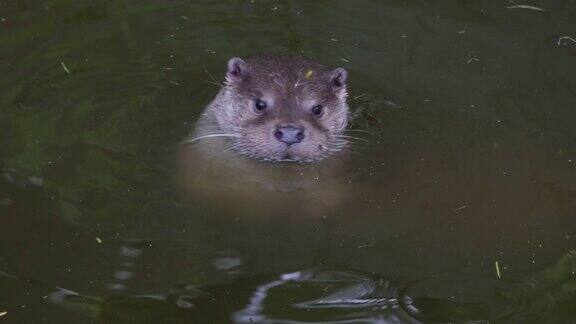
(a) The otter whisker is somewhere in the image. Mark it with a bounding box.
[334,141,369,151]
[201,126,245,132]
[203,68,224,88]
[325,147,343,152]
[327,146,346,153]
[180,134,241,145]
[331,139,350,145]
[328,143,350,150]
[203,80,224,88]
[326,143,349,152]
[225,143,244,152]
[330,139,351,145]
[345,129,372,134]
[332,135,370,142]
[201,125,241,129]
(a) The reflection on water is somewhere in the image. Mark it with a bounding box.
[231,270,419,323]
[105,243,142,291]
[1,0,576,322]
[178,138,353,219]
[7,251,574,322]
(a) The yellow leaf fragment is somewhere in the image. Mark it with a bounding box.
[495,261,502,279]
[60,62,70,74]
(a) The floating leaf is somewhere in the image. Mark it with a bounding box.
[60,62,71,74]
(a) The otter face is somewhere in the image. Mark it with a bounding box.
[215,54,350,162]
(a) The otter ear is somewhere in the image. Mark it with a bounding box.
[329,68,348,97]
[226,57,247,84]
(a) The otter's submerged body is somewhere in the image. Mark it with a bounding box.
[178,54,352,215]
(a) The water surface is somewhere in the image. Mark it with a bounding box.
[1,0,576,322]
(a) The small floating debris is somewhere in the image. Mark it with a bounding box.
[0,311,6,317]
[466,57,480,64]
[453,205,468,212]
[507,5,545,11]
[304,69,314,79]
[181,15,189,20]
[495,261,502,279]
[60,62,70,74]
[340,58,350,63]
[96,237,102,244]
[170,80,180,86]
[330,38,339,42]
[384,100,402,109]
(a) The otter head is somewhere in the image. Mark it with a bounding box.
[215,54,349,162]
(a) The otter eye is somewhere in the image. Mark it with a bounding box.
[312,104,323,116]
[255,99,267,111]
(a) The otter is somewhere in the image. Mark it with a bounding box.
[178,54,353,216]
[191,53,350,163]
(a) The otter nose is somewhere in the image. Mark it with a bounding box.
[274,125,305,145]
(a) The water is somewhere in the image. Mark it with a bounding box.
[1,0,576,322]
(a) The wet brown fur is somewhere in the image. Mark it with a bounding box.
[195,53,350,162]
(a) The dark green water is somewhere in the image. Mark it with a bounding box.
[1,0,576,322]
